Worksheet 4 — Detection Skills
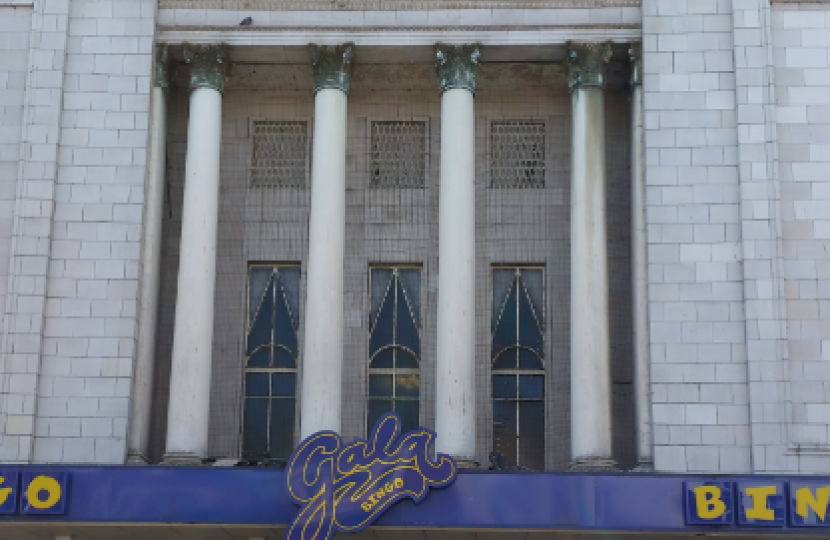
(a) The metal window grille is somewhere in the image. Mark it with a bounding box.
[370,121,426,188]
[491,267,545,471]
[242,264,301,465]
[368,267,421,436]
[490,120,546,188]
[250,120,307,187]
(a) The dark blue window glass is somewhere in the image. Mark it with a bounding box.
[368,266,421,438]
[491,267,545,471]
[243,264,300,464]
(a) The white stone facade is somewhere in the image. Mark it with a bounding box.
[0,0,828,475]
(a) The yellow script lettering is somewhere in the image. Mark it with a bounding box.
[796,487,830,522]
[745,486,776,520]
[694,486,726,520]
[26,476,61,510]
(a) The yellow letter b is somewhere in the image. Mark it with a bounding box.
[695,486,726,520]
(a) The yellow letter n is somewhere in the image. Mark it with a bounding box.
[797,487,830,522]
[695,486,726,520]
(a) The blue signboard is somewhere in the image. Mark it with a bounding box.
[285,412,456,540]
[684,481,733,525]
[790,482,830,527]
[737,481,786,527]
[0,470,18,515]
[20,472,67,515]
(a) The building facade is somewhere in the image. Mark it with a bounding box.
[1,0,830,537]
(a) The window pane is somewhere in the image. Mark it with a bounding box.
[492,281,518,361]
[367,400,392,436]
[396,400,419,434]
[369,285,394,356]
[278,267,300,328]
[370,269,393,327]
[519,349,543,370]
[274,284,298,357]
[493,348,518,371]
[247,347,271,368]
[519,375,544,399]
[395,349,418,369]
[492,269,514,330]
[269,398,295,461]
[518,286,543,356]
[398,269,420,325]
[492,374,516,399]
[246,372,269,397]
[395,281,420,357]
[249,268,272,322]
[242,398,268,458]
[370,348,393,369]
[492,401,517,468]
[520,270,544,327]
[395,374,419,398]
[369,374,393,397]
[272,373,295,397]
[518,401,545,470]
[247,279,274,355]
[273,347,295,369]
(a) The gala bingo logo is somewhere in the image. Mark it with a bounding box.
[284,412,457,540]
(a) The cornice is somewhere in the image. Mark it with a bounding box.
[158,23,640,33]
[159,0,640,9]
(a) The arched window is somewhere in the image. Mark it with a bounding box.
[242,264,300,464]
[492,267,545,470]
[368,266,420,436]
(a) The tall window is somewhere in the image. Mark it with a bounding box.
[491,267,545,470]
[368,266,421,435]
[243,264,300,463]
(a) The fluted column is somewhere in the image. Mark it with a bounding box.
[299,43,353,438]
[164,43,229,464]
[435,43,480,465]
[567,41,615,470]
[629,43,653,471]
[128,44,169,465]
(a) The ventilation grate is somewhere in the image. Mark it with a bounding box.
[251,120,307,187]
[370,120,426,188]
[490,120,546,188]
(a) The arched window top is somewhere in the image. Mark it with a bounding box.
[369,267,421,366]
[492,267,545,370]
[247,265,299,369]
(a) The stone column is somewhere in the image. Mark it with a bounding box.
[299,43,353,438]
[128,44,169,465]
[164,43,229,464]
[434,43,480,465]
[567,41,615,470]
[629,43,653,471]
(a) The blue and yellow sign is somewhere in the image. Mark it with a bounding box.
[685,480,830,527]
[21,472,67,515]
[0,471,18,514]
[285,412,457,540]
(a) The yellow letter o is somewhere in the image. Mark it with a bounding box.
[26,476,61,509]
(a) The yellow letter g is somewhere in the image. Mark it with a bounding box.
[695,486,726,520]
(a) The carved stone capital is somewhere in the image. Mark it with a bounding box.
[436,43,481,94]
[155,44,170,90]
[183,43,230,93]
[629,42,642,87]
[567,41,612,91]
[309,43,354,94]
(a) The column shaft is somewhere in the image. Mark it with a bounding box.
[300,88,347,438]
[630,44,653,470]
[568,42,614,469]
[299,43,352,438]
[164,43,228,463]
[127,58,167,464]
[434,44,480,463]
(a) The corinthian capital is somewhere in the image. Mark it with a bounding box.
[183,43,230,93]
[629,42,643,87]
[309,43,354,94]
[155,44,169,90]
[567,41,612,91]
[436,43,481,94]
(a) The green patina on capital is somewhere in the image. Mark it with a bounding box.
[436,43,481,94]
[183,43,230,93]
[567,41,612,91]
[155,44,169,90]
[629,42,643,87]
[309,43,354,94]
